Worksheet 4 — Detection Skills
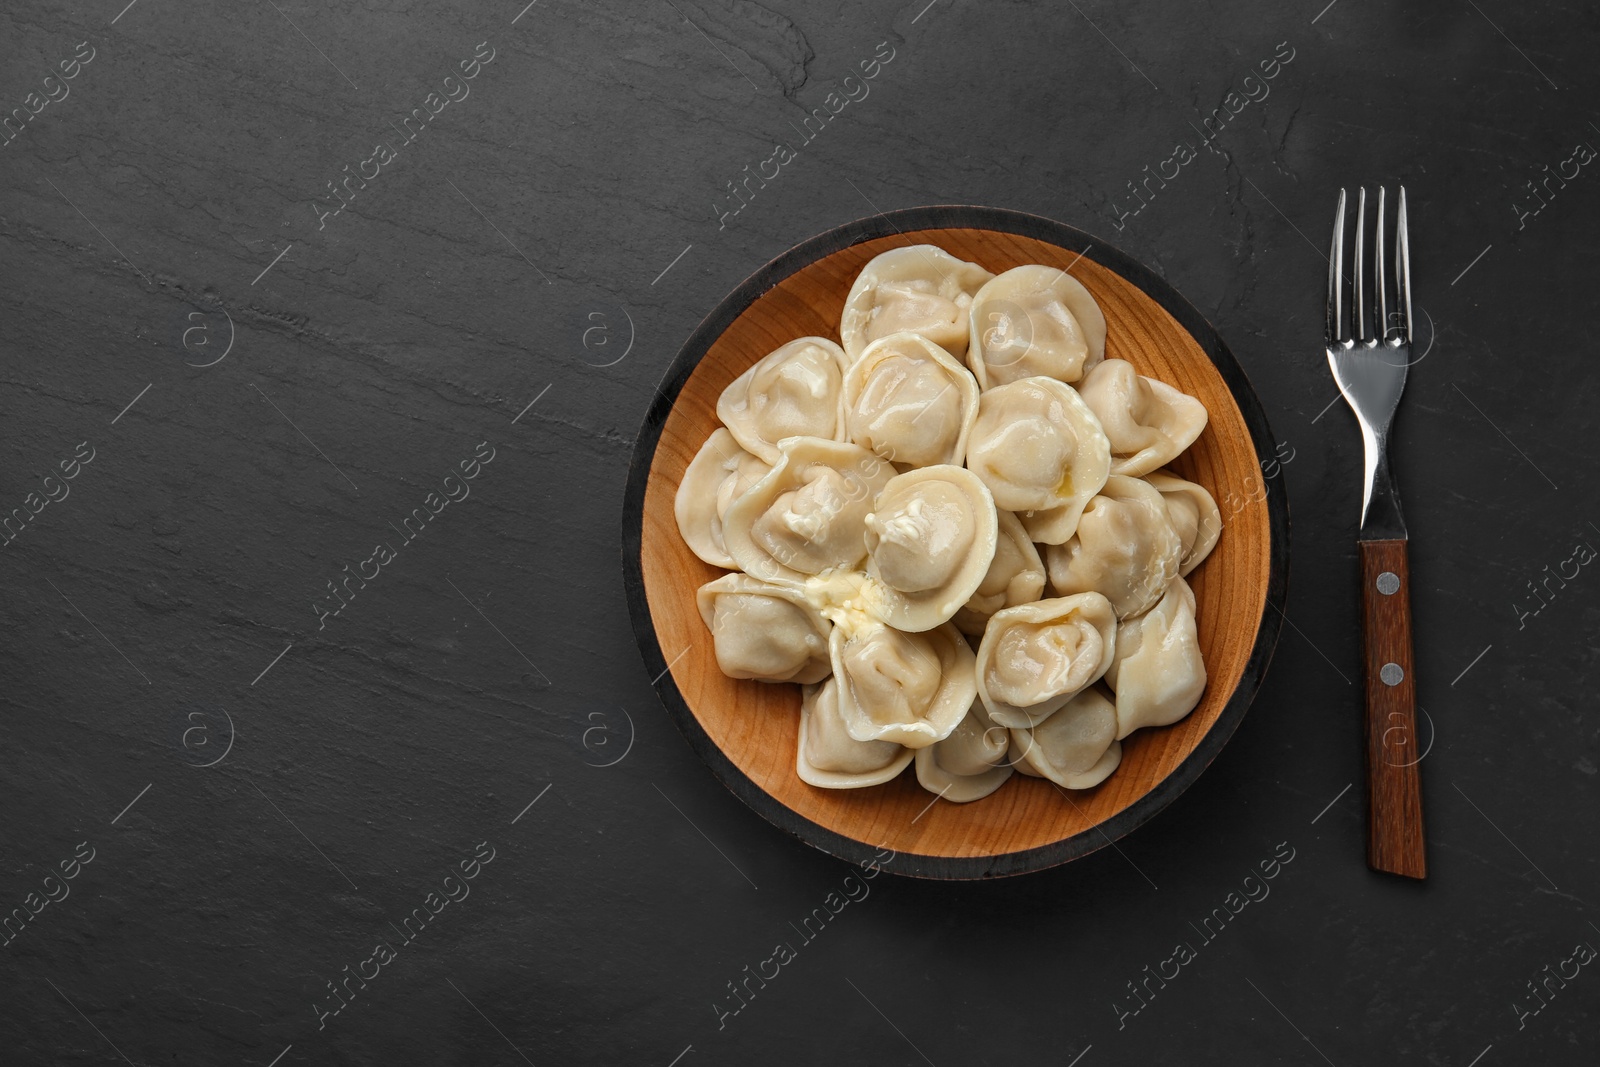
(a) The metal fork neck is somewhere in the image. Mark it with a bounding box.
[1360,436,1408,541]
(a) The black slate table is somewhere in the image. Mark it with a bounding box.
[3,2,1596,1064]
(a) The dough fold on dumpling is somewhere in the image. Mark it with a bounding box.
[1045,475,1182,618]
[674,428,772,569]
[840,245,995,361]
[914,699,1013,802]
[842,332,979,468]
[696,572,832,684]
[1008,687,1122,789]
[863,466,998,632]
[976,592,1117,728]
[1076,358,1208,477]
[952,510,1047,636]
[967,265,1107,389]
[831,620,976,748]
[1143,470,1222,577]
[964,376,1110,545]
[797,676,914,788]
[722,437,896,585]
[1103,576,1207,739]
[716,337,851,463]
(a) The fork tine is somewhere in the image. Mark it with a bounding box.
[1328,188,1348,343]
[1354,187,1370,343]
[1396,186,1413,345]
[1374,188,1390,342]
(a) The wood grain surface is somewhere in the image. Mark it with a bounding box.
[1359,537,1428,879]
[638,226,1273,862]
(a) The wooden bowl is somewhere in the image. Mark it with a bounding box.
[622,207,1288,879]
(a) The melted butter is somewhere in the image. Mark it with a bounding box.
[1054,466,1074,498]
[804,571,892,631]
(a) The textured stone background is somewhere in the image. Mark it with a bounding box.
[3,1,1597,1064]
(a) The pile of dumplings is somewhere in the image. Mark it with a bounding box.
[675,244,1222,805]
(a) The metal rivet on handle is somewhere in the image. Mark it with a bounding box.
[1376,571,1400,595]
[1380,662,1404,686]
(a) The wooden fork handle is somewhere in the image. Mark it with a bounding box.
[1359,538,1427,879]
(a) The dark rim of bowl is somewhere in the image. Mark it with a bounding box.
[621,205,1290,880]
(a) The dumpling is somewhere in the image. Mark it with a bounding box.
[1076,359,1208,477]
[722,437,896,585]
[840,245,995,361]
[914,699,1012,802]
[1144,470,1222,577]
[1008,687,1122,789]
[842,332,980,468]
[1045,475,1182,618]
[696,572,831,683]
[952,510,1047,636]
[716,337,850,463]
[831,620,976,748]
[862,466,998,632]
[1104,576,1207,739]
[964,376,1111,544]
[797,677,914,788]
[967,265,1107,389]
[674,429,772,568]
[975,592,1118,728]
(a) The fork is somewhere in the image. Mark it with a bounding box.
[1326,186,1426,880]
